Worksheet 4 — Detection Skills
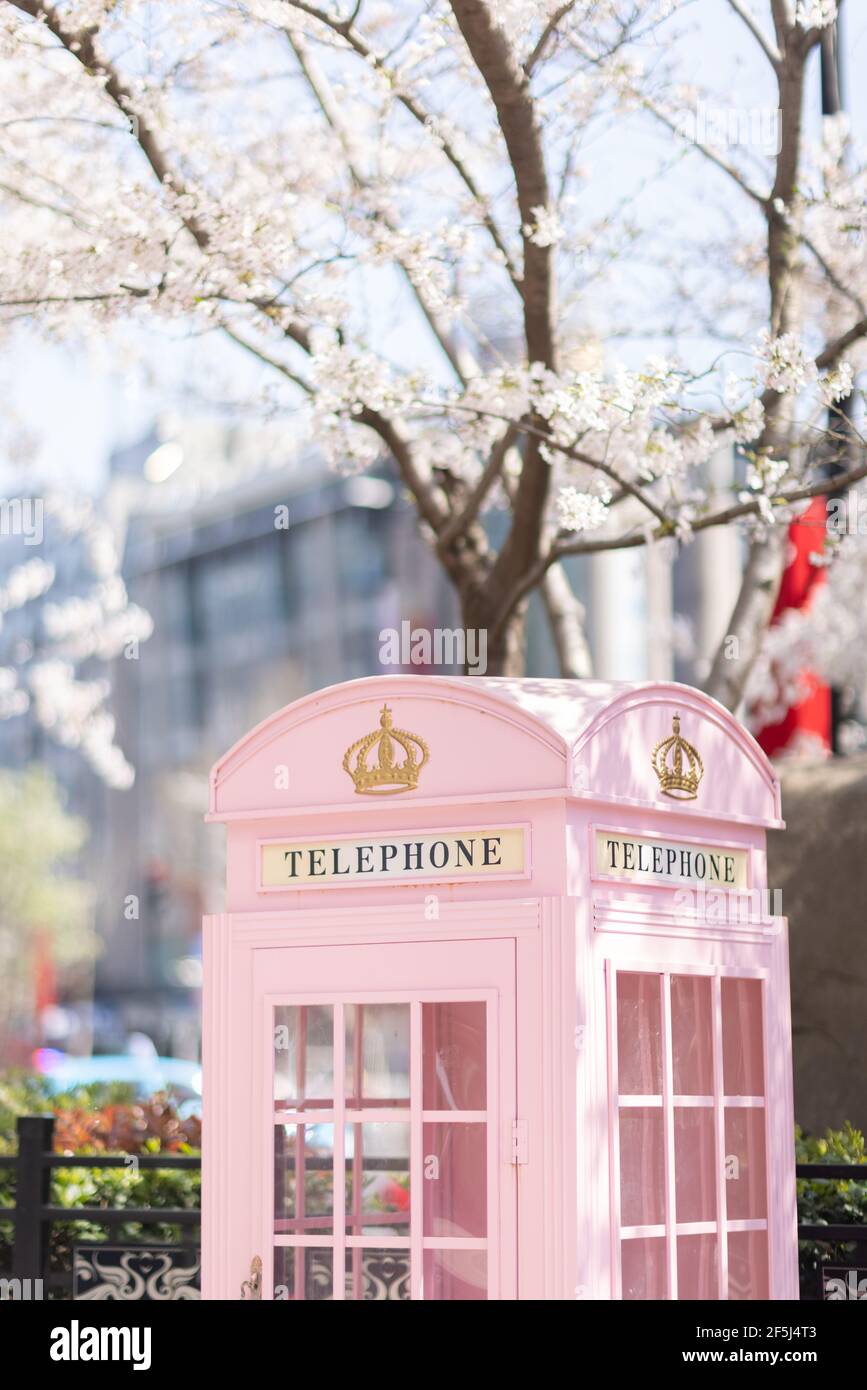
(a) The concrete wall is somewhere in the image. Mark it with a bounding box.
[768,755,867,1135]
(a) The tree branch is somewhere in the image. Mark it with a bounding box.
[815,313,867,370]
[489,452,867,641]
[523,1,578,76]
[449,0,557,601]
[436,423,517,551]
[725,0,782,69]
[355,406,448,537]
[639,93,769,210]
[540,560,593,677]
[6,1,215,253]
[220,324,313,395]
[278,0,521,289]
[286,25,477,387]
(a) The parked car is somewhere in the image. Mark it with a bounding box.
[34,1050,202,1115]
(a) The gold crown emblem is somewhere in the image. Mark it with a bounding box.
[342,704,430,796]
[651,713,704,801]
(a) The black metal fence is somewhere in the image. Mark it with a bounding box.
[0,1115,200,1299]
[1,1117,865,1299]
[795,1161,867,1301]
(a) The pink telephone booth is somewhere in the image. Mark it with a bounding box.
[202,675,798,1301]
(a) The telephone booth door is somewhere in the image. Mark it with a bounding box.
[600,934,796,1301]
[232,935,518,1301]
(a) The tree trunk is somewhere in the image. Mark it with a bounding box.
[704,528,788,711]
[461,588,528,676]
[541,563,593,678]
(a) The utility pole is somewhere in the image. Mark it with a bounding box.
[819,4,843,117]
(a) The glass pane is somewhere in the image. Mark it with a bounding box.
[345,1003,410,1107]
[721,978,764,1096]
[621,1237,666,1299]
[345,1249,411,1301]
[422,1001,486,1110]
[422,1123,487,1238]
[273,1246,333,1301]
[345,1122,410,1236]
[727,1229,769,1300]
[274,1005,333,1109]
[674,1107,717,1224]
[423,1247,487,1301]
[617,973,662,1095]
[619,1108,665,1227]
[677,1235,719,1300]
[724,1108,768,1220]
[274,1123,334,1235]
[671,975,714,1095]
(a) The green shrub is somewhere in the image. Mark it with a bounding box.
[797,1122,867,1299]
[0,1071,199,1298]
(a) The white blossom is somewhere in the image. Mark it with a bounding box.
[796,1,838,29]
[818,361,854,405]
[733,397,765,444]
[745,456,789,494]
[0,0,863,725]
[523,205,565,248]
[754,332,818,395]
[557,487,608,533]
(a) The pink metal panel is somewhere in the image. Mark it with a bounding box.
[225,800,566,913]
[599,950,795,1301]
[572,685,781,827]
[244,938,517,1300]
[210,677,569,817]
[208,675,780,826]
[204,675,796,1303]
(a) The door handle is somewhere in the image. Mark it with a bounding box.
[240,1255,263,1300]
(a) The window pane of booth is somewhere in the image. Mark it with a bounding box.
[422,1123,487,1238]
[677,1235,719,1300]
[422,1001,486,1110]
[617,973,662,1095]
[674,1107,717,1224]
[724,1108,768,1220]
[345,1003,410,1107]
[274,1123,334,1234]
[274,1005,333,1109]
[423,1248,487,1301]
[345,1249,411,1301]
[671,975,714,1095]
[274,1246,333,1301]
[619,1108,665,1227]
[621,1238,666,1299]
[345,1122,411,1236]
[727,1230,769,1300]
[721,978,764,1096]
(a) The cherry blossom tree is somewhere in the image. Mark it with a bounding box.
[0,765,94,1052]
[0,0,864,714]
[0,493,152,787]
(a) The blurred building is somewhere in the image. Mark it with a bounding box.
[0,499,114,1058]
[94,428,462,1056]
[0,422,745,1061]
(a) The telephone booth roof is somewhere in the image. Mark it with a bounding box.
[208,675,782,829]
